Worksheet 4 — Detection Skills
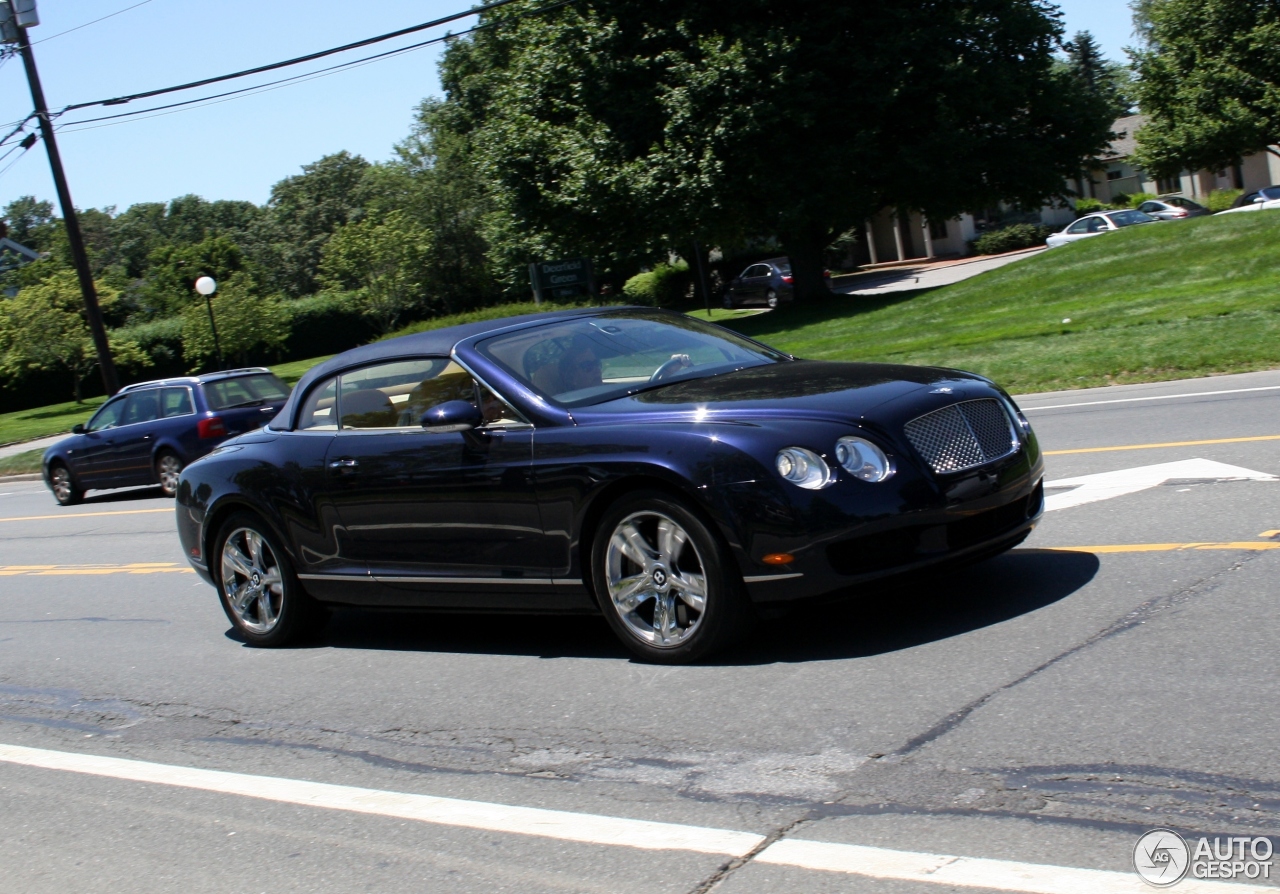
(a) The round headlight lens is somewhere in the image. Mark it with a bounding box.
[835,436,893,482]
[775,447,832,489]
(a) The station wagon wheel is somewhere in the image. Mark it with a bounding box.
[765,288,778,308]
[214,512,328,646]
[49,463,82,506]
[155,451,183,498]
[592,491,752,663]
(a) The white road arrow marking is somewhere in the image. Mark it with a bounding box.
[1045,458,1278,512]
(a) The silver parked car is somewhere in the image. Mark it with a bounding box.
[1046,209,1159,248]
[1137,196,1210,220]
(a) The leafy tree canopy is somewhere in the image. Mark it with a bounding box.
[1132,0,1280,178]
[435,0,1116,299]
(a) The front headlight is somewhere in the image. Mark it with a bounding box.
[835,436,894,482]
[775,447,833,489]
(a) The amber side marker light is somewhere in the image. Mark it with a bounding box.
[762,553,795,565]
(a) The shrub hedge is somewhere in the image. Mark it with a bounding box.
[623,262,691,306]
[972,224,1055,255]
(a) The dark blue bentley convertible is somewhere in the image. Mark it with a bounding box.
[176,307,1044,662]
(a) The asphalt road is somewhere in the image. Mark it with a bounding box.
[2,370,1280,893]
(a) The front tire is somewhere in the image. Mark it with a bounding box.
[155,451,183,498]
[214,512,328,646]
[49,463,82,506]
[591,491,752,663]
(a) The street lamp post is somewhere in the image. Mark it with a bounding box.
[194,276,223,370]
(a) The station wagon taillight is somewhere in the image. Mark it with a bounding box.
[197,416,228,439]
[781,275,794,284]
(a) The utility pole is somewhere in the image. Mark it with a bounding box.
[3,1,119,395]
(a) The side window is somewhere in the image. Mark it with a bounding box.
[161,387,193,418]
[477,381,526,427]
[87,397,127,432]
[297,378,338,430]
[337,358,455,430]
[1067,219,1090,234]
[122,390,161,426]
[1139,203,1157,213]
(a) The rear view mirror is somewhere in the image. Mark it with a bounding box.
[421,400,483,433]
[72,423,85,434]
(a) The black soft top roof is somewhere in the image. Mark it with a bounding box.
[278,305,624,428]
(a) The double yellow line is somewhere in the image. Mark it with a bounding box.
[0,563,194,576]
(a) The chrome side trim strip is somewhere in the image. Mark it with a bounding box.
[742,573,804,583]
[298,573,375,582]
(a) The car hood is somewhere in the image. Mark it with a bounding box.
[571,360,996,426]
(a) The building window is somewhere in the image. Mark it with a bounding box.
[929,219,948,240]
[1106,170,1123,181]
[1156,176,1180,194]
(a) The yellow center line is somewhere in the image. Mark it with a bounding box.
[1045,434,1280,455]
[0,508,173,523]
[1046,542,1280,554]
[0,563,193,576]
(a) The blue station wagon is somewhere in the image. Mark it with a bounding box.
[42,368,291,505]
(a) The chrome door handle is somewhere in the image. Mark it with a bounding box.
[328,458,359,475]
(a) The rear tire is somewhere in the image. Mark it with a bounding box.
[155,451,183,498]
[49,463,82,506]
[591,490,753,663]
[765,289,778,309]
[213,511,328,647]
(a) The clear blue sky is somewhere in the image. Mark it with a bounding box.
[0,0,1139,215]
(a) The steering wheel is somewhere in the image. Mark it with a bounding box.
[649,353,693,383]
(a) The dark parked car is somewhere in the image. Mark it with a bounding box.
[176,308,1044,663]
[43,368,290,506]
[1137,196,1210,220]
[722,258,831,309]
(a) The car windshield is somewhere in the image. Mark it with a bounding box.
[203,373,290,410]
[1108,210,1157,227]
[477,311,789,407]
[1166,196,1204,210]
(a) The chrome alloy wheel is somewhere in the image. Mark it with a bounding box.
[50,465,75,503]
[605,510,707,648]
[220,527,285,634]
[157,453,183,496]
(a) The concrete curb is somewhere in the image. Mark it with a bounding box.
[0,473,42,482]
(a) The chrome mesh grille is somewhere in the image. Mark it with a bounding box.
[904,399,1017,474]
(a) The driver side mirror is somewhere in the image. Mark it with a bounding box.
[72,423,85,434]
[421,399,483,433]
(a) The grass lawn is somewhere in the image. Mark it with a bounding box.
[716,211,1280,393]
[4,211,1279,442]
[0,449,44,476]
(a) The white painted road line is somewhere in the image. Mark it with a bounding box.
[1044,459,1277,512]
[757,838,1272,894]
[1021,384,1280,412]
[1,744,1276,893]
[0,743,763,857]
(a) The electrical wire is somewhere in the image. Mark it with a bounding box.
[30,0,157,46]
[0,134,36,178]
[52,0,575,135]
[62,0,533,114]
[0,130,34,165]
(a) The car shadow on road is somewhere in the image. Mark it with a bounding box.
[78,485,168,505]
[280,548,1099,664]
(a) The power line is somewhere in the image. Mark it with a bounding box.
[51,0,575,135]
[31,0,157,46]
[63,0,532,114]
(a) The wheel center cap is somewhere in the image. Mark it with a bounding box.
[251,572,261,586]
[652,568,668,588]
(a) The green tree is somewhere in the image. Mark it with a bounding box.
[180,273,289,370]
[435,0,1115,301]
[319,209,433,334]
[1131,0,1280,178]
[0,271,147,401]
[1063,31,1134,119]
[141,234,249,320]
[249,151,371,297]
[1,195,56,249]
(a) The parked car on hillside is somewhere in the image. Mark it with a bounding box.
[1217,186,1280,215]
[43,368,291,506]
[1138,196,1210,220]
[1046,210,1159,248]
[723,258,831,309]
[175,307,1044,663]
